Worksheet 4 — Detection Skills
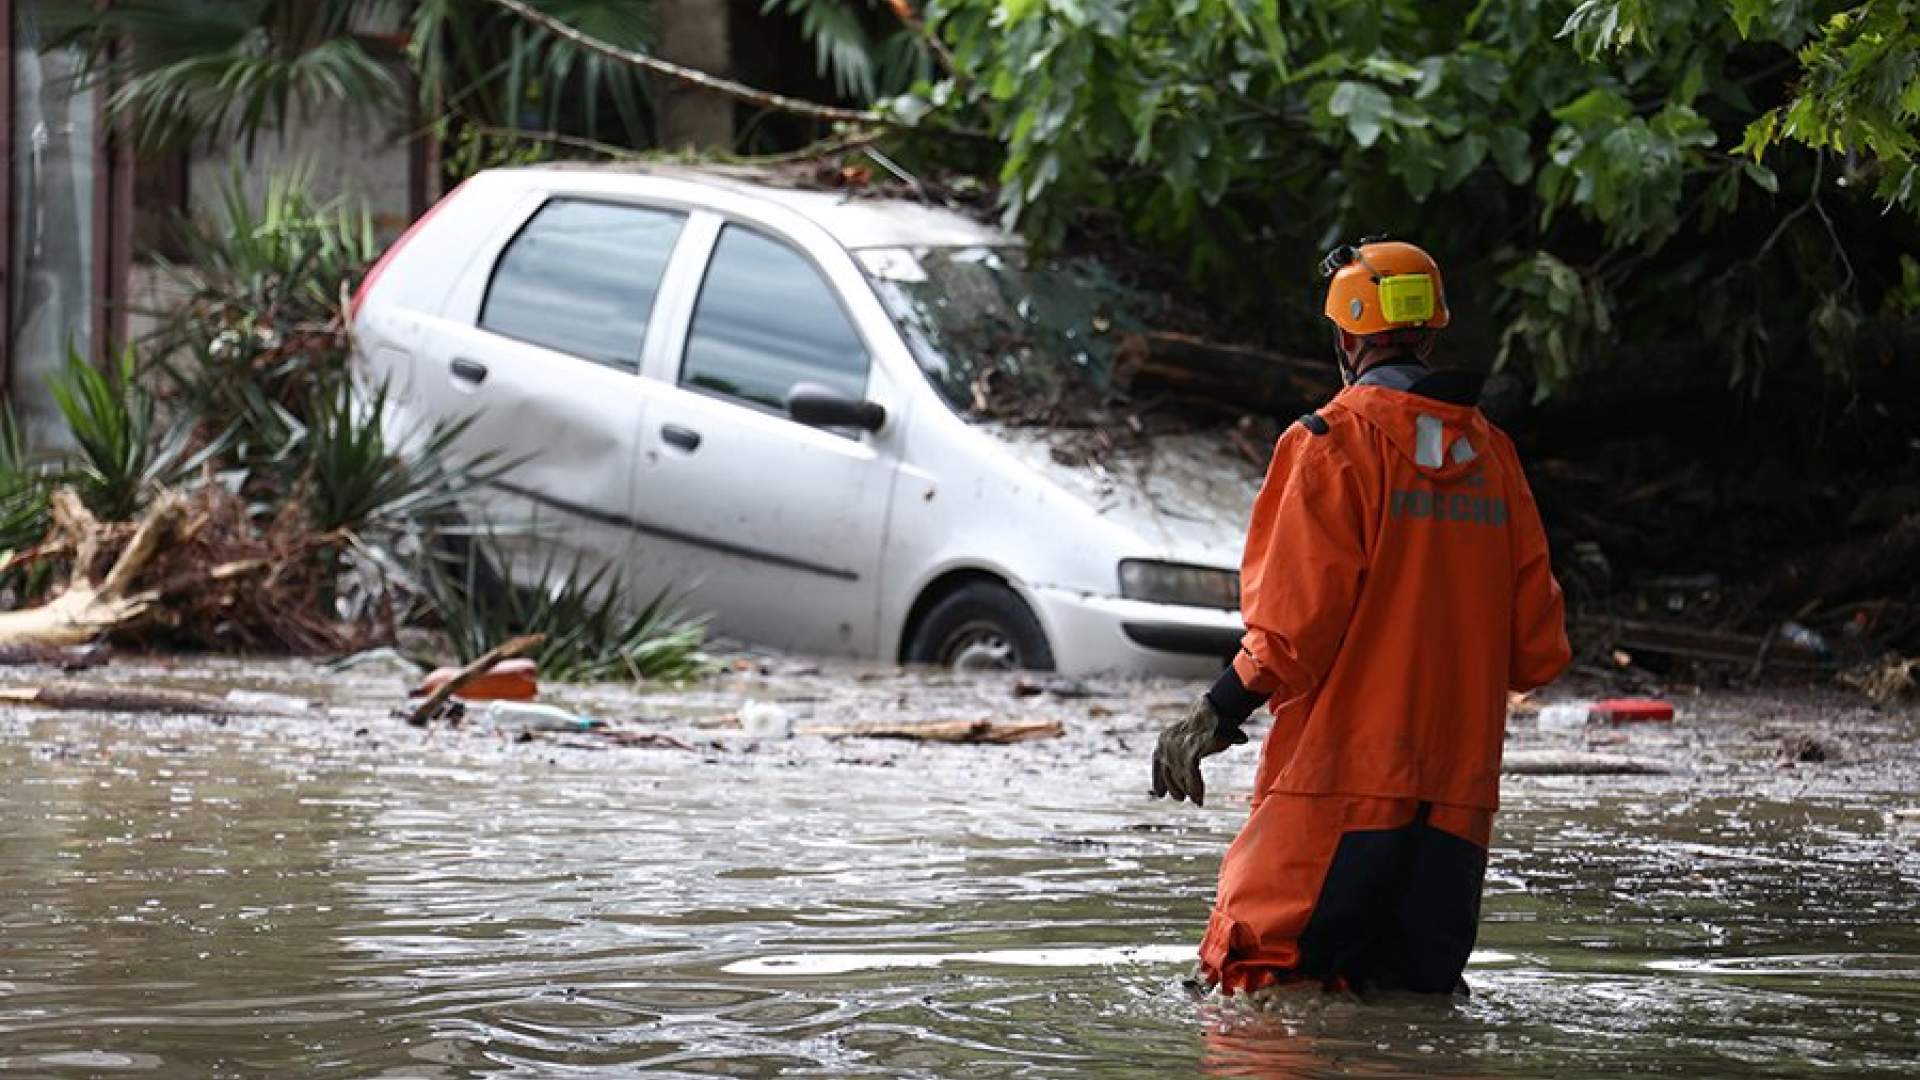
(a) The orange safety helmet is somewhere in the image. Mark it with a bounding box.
[1321,240,1450,335]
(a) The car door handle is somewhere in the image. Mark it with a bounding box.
[661,424,702,452]
[450,357,488,385]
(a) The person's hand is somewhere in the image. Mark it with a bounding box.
[1150,696,1247,807]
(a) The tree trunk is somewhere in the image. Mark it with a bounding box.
[653,0,734,150]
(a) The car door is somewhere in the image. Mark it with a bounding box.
[415,196,688,578]
[632,220,894,657]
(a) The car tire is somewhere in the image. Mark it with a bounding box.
[905,582,1056,672]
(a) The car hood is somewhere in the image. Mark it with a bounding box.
[988,426,1261,570]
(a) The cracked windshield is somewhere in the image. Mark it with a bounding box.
[2,0,1917,1077]
[862,246,1159,421]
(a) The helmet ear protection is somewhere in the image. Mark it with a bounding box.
[1375,274,1438,324]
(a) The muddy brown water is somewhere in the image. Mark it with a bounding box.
[1,658,1916,1077]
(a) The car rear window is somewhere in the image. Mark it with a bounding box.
[480,199,685,372]
[679,225,868,413]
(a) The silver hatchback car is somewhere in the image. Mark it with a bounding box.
[354,165,1253,676]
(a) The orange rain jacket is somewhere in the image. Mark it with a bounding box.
[1229,384,1570,811]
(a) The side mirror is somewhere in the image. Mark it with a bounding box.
[786,382,886,432]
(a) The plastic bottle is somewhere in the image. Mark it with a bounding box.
[741,701,795,739]
[1536,702,1592,730]
[479,700,598,732]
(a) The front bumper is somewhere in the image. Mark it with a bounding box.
[1027,586,1244,678]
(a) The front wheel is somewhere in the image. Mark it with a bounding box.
[904,582,1056,672]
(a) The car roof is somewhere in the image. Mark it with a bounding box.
[510,162,1017,251]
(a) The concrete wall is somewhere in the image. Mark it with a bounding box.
[185,99,417,236]
[125,100,417,348]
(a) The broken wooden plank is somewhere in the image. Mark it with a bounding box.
[801,718,1064,744]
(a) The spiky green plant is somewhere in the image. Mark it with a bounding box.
[49,350,215,521]
[170,163,378,327]
[422,537,712,684]
[301,379,509,535]
[144,167,376,477]
[0,407,51,556]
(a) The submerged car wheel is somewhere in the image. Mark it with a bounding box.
[906,582,1056,672]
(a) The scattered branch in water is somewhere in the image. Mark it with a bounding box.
[801,717,1064,744]
[0,684,270,718]
[405,633,547,727]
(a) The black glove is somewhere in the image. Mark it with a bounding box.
[1150,696,1249,807]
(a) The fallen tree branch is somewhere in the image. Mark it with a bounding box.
[0,490,190,648]
[405,634,547,726]
[463,122,648,161]
[0,643,110,670]
[0,684,267,717]
[484,0,883,127]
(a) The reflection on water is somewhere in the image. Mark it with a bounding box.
[0,670,1915,1077]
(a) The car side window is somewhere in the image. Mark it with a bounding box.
[679,225,868,414]
[480,199,685,372]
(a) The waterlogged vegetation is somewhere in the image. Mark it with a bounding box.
[0,171,707,679]
[422,541,712,684]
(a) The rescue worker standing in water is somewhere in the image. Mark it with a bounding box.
[1150,239,1571,997]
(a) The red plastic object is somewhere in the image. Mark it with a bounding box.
[1591,698,1674,724]
[410,658,539,702]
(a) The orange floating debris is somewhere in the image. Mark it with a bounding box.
[411,658,539,702]
[1590,698,1674,724]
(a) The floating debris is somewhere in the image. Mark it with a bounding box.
[801,717,1064,744]
[1502,751,1670,776]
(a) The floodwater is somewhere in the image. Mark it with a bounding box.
[1,658,1916,1077]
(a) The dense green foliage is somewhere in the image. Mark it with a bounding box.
[52,1,1919,402]
[876,0,1918,398]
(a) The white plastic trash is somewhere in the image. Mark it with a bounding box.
[1537,702,1593,730]
[741,701,794,739]
[480,701,596,732]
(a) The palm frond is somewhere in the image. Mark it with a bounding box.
[52,1,405,152]
[0,406,52,558]
[764,0,878,102]
[413,0,657,148]
[301,379,513,535]
[49,349,217,521]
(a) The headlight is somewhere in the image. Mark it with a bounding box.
[1118,560,1240,610]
